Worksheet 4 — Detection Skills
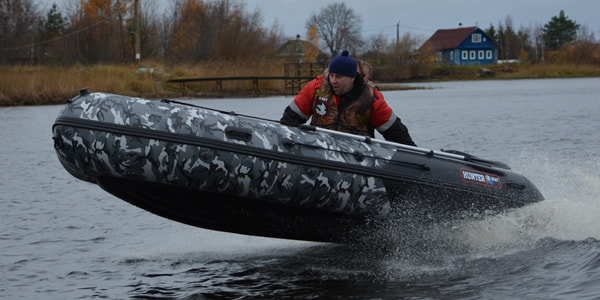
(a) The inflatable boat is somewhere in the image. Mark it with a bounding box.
[52,90,544,243]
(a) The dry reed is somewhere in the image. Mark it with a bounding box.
[0,59,288,106]
[1,61,599,106]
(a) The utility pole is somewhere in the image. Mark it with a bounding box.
[134,0,141,62]
[396,21,400,46]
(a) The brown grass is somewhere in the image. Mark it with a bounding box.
[421,63,600,81]
[1,61,599,106]
[0,59,287,106]
[496,63,600,79]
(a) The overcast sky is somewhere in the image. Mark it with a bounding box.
[245,0,600,41]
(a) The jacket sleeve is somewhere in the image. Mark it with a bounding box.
[371,89,417,146]
[279,77,320,126]
[380,117,417,146]
[280,105,307,126]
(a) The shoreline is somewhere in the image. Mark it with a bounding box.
[1,63,599,107]
[3,76,599,107]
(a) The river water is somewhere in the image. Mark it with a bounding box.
[2,78,599,299]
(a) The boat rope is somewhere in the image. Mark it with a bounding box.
[160,99,278,123]
[158,98,508,170]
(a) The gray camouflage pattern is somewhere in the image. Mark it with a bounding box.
[53,92,399,215]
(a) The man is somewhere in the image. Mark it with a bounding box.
[280,50,416,146]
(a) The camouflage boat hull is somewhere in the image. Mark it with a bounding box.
[52,91,544,243]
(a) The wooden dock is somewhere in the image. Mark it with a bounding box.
[166,63,326,96]
[167,76,316,96]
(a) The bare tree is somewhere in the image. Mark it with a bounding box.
[577,24,596,42]
[361,32,388,64]
[531,22,545,62]
[0,0,39,63]
[164,0,282,63]
[135,0,164,60]
[306,2,362,57]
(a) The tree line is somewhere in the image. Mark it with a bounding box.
[1,0,597,67]
[0,0,284,64]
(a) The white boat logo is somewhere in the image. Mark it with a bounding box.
[460,168,501,188]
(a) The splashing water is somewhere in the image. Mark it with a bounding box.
[452,152,600,256]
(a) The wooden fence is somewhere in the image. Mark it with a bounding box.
[166,63,325,96]
[167,76,315,96]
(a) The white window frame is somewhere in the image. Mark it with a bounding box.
[470,51,476,59]
[478,50,484,59]
[486,50,493,59]
[462,50,468,60]
[472,33,482,43]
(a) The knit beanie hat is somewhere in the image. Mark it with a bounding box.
[328,50,357,78]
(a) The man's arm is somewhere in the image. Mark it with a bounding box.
[280,105,308,126]
[279,77,321,126]
[380,117,417,146]
[371,89,417,146]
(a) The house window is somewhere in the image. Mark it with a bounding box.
[470,51,476,59]
[472,33,482,43]
[486,50,492,59]
[478,50,484,59]
[462,50,468,60]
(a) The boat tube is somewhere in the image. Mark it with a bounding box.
[52,90,544,243]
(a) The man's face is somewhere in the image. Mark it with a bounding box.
[328,73,355,95]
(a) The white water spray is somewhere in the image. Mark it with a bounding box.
[456,152,600,253]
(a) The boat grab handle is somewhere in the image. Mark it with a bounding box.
[225,126,253,142]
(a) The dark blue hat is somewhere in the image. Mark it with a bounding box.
[328,50,357,78]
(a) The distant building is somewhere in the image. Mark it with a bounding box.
[276,35,327,64]
[420,26,497,66]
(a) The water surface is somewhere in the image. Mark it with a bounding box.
[2,78,599,299]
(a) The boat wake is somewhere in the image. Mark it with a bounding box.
[405,152,600,260]
[111,152,600,300]
[337,151,600,265]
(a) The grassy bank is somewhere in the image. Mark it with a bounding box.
[1,62,599,106]
[416,63,600,82]
[0,60,286,106]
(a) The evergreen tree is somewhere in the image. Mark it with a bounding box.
[543,10,579,51]
[42,3,68,37]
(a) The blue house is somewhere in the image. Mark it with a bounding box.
[420,26,497,66]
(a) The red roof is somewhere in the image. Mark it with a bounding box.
[420,26,479,51]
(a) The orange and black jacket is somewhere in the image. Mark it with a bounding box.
[280,74,416,146]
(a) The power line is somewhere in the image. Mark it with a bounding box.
[361,23,435,35]
[0,20,107,52]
